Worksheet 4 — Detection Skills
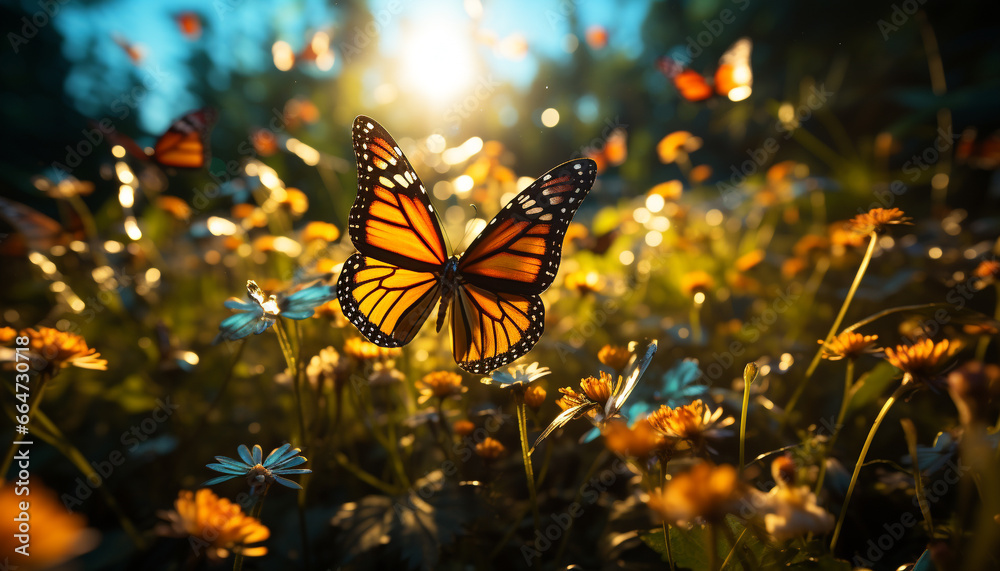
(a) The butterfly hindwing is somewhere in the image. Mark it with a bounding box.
[451,283,545,374]
[337,253,442,347]
[458,159,596,296]
[154,108,217,168]
[349,115,448,273]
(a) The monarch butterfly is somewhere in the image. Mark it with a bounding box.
[658,37,753,102]
[152,108,217,169]
[337,116,596,373]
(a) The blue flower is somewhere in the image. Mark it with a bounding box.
[205,443,311,493]
[480,362,551,387]
[215,280,334,343]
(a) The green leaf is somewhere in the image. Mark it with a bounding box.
[639,515,766,569]
[847,361,899,414]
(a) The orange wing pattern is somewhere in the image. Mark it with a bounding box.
[338,253,442,346]
[153,108,217,168]
[337,116,595,373]
[451,283,544,373]
[458,159,596,295]
[348,116,448,272]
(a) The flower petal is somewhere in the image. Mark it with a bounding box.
[206,463,247,475]
[263,443,291,467]
[270,455,307,470]
[273,468,312,475]
[203,474,238,486]
[271,474,303,489]
[213,456,248,469]
[252,444,263,465]
[237,444,254,465]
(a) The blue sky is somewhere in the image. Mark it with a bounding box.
[51,0,650,135]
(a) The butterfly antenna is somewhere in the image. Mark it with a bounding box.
[450,203,482,254]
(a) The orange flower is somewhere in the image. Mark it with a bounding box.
[647,399,734,442]
[649,180,684,200]
[453,419,475,436]
[343,337,401,362]
[21,327,107,372]
[156,489,269,561]
[416,371,467,404]
[0,326,15,344]
[524,385,547,408]
[973,260,1000,281]
[156,195,191,220]
[819,331,881,361]
[647,462,746,524]
[603,418,673,461]
[793,234,830,258]
[598,344,631,371]
[781,257,808,279]
[884,338,956,386]
[848,207,912,235]
[281,188,309,216]
[689,164,713,184]
[2,484,97,569]
[657,131,700,163]
[735,249,765,272]
[680,270,715,297]
[579,371,615,406]
[829,222,867,248]
[564,271,603,294]
[475,437,505,460]
[301,221,340,242]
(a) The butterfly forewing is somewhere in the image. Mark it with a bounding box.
[458,159,596,296]
[348,116,449,273]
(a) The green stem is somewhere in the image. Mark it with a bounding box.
[514,389,540,532]
[815,359,855,494]
[690,302,703,346]
[707,522,719,571]
[738,379,751,474]
[720,528,749,570]
[830,383,907,552]
[66,194,109,267]
[234,493,267,571]
[660,460,675,571]
[784,232,877,423]
[274,320,307,446]
[19,406,145,548]
[190,340,246,440]
[332,451,399,495]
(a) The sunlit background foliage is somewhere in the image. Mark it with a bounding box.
[1,0,1000,569]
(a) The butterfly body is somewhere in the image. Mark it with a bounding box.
[338,116,596,373]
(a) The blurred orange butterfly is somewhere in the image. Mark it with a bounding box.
[102,108,217,169]
[658,38,753,102]
[337,116,596,373]
[585,127,627,174]
[152,108,217,168]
